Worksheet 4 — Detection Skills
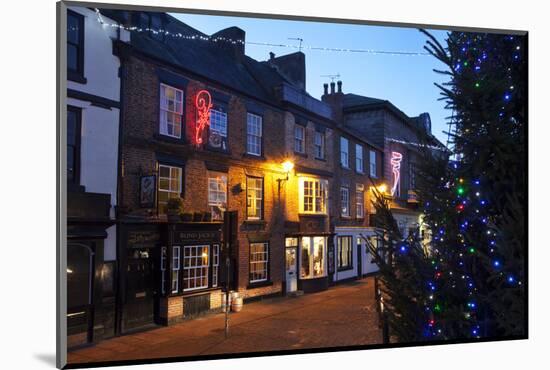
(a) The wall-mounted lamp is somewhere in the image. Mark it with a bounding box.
[281,160,294,181]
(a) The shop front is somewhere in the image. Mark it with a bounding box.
[332,227,380,283]
[284,214,333,294]
[118,221,224,332]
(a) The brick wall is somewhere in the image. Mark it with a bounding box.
[120,53,287,299]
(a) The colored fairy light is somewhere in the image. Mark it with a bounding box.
[457,186,465,195]
[493,261,500,267]
[457,204,465,212]
[194,90,213,145]
[475,82,480,88]
[468,247,475,254]
[508,276,515,283]
[504,94,511,100]
[400,245,407,253]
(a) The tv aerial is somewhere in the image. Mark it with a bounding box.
[321,73,341,82]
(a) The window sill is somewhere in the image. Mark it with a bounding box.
[244,219,266,225]
[338,266,354,272]
[167,286,221,298]
[298,213,328,217]
[315,157,327,162]
[294,151,308,158]
[68,71,87,84]
[243,153,265,160]
[356,171,365,175]
[247,280,273,289]
[154,133,186,144]
[341,165,351,170]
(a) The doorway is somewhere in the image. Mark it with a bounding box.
[357,237,362,278]
[285,247,297,293]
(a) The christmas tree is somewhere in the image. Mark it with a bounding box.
[368,30,526,342]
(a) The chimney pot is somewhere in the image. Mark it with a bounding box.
[323,83,328,95]
[269,52,275,60]
[330,82,335,94]
[337,80,342,93]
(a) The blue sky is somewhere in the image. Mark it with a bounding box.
[171,12,451,145]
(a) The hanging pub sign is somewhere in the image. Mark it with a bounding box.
[139,175,156,208]
[390,151,403,197]
[195,89,213,146]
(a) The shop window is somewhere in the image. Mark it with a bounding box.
[157,164,182,214]
[247,113,262,156]
[314,131,325,159]
[183,245,209,291]
[249,243,269,283]
[246,177,263,220]
[356,184,365,219]
[300,237,326,279]
[341,187,350,217]
[208,173,227,220]
[338,236,353,270]
[171,246,180,293]
[212,244,220,287]
[159,83,183,138]
[299,177,328,214]
[294,125,305,153]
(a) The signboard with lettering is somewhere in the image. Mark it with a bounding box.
[173,230,221,244]
[127,229,161,248]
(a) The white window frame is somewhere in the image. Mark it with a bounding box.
[208,174,227,220]
[337,236,353,270]
[158,164,182,214]
[159,83,184,139]
[171,246,180,293]
[356,184,365,219]
[314,131,325,159]
[249,242,269,283]
[294,125,305,153]
[210,109,228,138]
[183,245,210,291]
[247,113,262,156]
[356,144,364,173]
[340,137,349,168]
[341,186,350,217]
[246,177,263,220]
[369,150,377,178]
[212,244,220,288]
[299,177,328,214]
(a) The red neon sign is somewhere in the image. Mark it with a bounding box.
[390,151,402,196]
[195,90,213,145]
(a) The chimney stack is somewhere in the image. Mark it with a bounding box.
[337,80,342,94]
[323,83,329,96]
[269,52,275,60]
[330,82,335,94]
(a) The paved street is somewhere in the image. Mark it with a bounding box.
[68,277,382,365]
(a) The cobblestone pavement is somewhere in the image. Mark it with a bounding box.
[68,277,382,365]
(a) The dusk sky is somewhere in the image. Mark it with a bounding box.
[171,12,451,145]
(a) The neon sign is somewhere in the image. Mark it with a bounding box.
[390,151,402,196]
[195,90,213,145]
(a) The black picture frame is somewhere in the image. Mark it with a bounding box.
[140,175,156,208]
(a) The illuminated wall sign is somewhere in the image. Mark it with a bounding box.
[195,90,213,145]
[390,151,403,196]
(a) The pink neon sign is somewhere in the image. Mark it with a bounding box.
[390,151,402,196]
[195,90,213,145]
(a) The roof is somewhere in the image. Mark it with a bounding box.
[100,9,288,104]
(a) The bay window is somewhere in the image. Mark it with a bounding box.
[183,245,209,291]
[300,237,326,279]
[299,177,328,214]
[159,83,184,138]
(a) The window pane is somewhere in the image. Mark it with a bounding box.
[301,237,311,278]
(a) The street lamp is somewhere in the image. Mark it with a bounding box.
[282,160,294,180]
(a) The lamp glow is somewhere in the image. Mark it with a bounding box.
[282,160,294,173]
